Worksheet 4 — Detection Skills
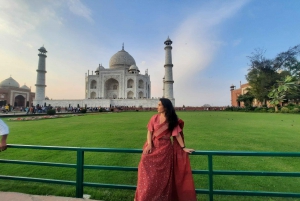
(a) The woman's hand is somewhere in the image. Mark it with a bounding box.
[183,148,194,154]
[143,144,152,154]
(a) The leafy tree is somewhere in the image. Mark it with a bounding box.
[268,75,299,112]
[237,92,254,107]
[246,45,300,105]
[273,45,300,76]
[246,50,279,104]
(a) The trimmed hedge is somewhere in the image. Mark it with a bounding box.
[47,109,56,115]
[224,105,299,114]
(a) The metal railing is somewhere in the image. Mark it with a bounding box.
[1,144,300,200]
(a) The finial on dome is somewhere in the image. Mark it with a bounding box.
[122,43,124,50]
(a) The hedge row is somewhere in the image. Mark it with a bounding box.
[225,104,300,113]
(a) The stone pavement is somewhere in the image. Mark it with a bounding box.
[0,192,100,201]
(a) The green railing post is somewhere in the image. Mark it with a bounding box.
[76,149,84,198]
[208,154,213,201]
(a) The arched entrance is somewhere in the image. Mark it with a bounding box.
[105,78,119,99]
[90,92,96,99]
[127,91,134,99]
[138,91,144,99]
[138,79,144,89]
[14,95,25,107]
[127,79,134,88]
[90,80,97,89]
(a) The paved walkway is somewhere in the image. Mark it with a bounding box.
[0,192,100,201]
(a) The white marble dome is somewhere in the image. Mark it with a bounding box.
[0,77,20,88]
[109,48,136,69]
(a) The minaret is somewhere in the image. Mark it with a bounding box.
[164,37,174,101]
[35,46,47,106]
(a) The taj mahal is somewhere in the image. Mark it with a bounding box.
[85,44,151,100]
[32,37,175,108]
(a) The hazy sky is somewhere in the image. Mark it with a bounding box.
[1,0,300,107]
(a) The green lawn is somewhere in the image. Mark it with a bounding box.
[1,111,300,201]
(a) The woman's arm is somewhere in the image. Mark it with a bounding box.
[143,130,153,154]
[175,134,194,154]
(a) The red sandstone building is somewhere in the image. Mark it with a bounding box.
[230,83,250,107]
[230,83,262,107]
[0,77,35,108]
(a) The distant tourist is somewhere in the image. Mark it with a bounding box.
[135,98,197,201]
[5,104,9,114]
[0,119,9,151]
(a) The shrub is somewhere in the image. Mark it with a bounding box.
[292,108,299,113]
[80,109,87,113]
[224,106,233,111]
[99,108,105,112]
[281,107,289,113]
[232,107,240,111]
[245,106,255,112]
[261,108,267,112]
[47,109,56,115]
[254,107,261,112]
[287,103,296,110]
[267,108,275,113]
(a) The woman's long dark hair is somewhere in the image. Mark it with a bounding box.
[159,98,178,131]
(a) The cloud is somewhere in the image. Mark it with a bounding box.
[0,0,250,107]
[120,1,250,106]
[0,0,94,99]
[67,0,93,23]
[0,1,39,38]
[168,0,249,106]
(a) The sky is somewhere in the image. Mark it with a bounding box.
[1,0,300,107]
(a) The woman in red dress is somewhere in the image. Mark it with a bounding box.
[135,98,197,201]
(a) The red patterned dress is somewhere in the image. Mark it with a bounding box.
[135,114,197,201]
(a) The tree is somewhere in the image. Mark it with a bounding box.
[268,75,298,112]
[273,45,300,76]
[246,45,300,105]
[246,50,279,104]
[237,92,254,107]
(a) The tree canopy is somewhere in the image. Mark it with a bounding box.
[245,45,300,106]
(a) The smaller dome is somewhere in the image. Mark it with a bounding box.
[96,64,105,72]
[128,65,140,74]
[129,64,139,71]
[38,46,47,53]
[21,84,30,90]
[164,36,172,45]
[0,77,20,88]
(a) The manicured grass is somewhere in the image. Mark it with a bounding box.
[1,112,300,201]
